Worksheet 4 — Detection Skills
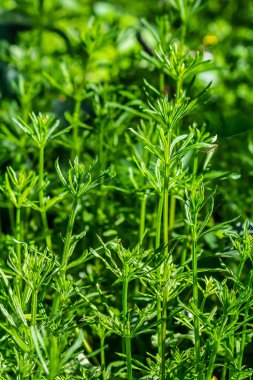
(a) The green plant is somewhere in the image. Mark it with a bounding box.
[0,0,252,379]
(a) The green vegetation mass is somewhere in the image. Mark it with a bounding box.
[0,1,253,379]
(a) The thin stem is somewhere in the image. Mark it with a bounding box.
[62,197,78,268]
[156,194,164,357]
[100,334,107,380]
[138,194,148,293]
[161,272,169,380]
[169,195,176,232]
[161,179,169,380]
[238,271,253,370]
[39,146,52,250]
[221,366,227,380]
[206,340,218,380]
[16,207,21,263]
[72,97,82,159]
[51,197,78,316]
[193,152,199,178]
[161,129,171,380]
[176,75,183,102]
[229,257,247,376]
[180,225,188,266]
[139,194,147,243]
[122,274,132,380]
[31,290,38,326]
[192,232,201,377]
[15,206,22,291]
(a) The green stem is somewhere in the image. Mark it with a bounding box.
[16,207,21,263]
[122,274,132,380]
[229,258,246,376]
[180,224,188,266]
[139,194,147,243]
[206,340,218,380]
[193,152,199,178]
[51,197,78,316]
[138,194,148,293]
[192,232,201,377]
[62,197,78,268]
[15,206,22,291]
[156,194,164,357]
[39,146,52,250]
[238,271,253,370]
[221,366,227,380]
[100,334,107,380]
[72,97,82,159]
[161,129,171,380]
[169,195,176,232]
[176,75,183,102]
[161,274,169,380]
[161,182,169,379]
[31,290,38,326]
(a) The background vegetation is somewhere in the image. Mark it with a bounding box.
[0,0,252,379]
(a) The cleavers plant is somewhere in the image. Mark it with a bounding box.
[0,1,252,380]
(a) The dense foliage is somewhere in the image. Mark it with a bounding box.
[0,1,252,379]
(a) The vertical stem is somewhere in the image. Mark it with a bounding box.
[206,340,218,380]
[161,168,169,380]
[161,273,169,380]
[138,194,148,293]
[72,97,82,159]
[156,194,164,357]
[192,229,201,377]
[180,224,188,266]
[122,274,132,380]
[62,197,78,268]
[139,194,147,243]
[221,366,227,380]
[161,129,171,380]
[229,258,246,377]
[100,334,107,380]
[39,146,52,250]
[238,271,252,370]
[169,195,176,232]
[193,152,199,178]
[15,206,23,292]
[31,290,38,326]
[16,207,21,263]
[51,197,78,316]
